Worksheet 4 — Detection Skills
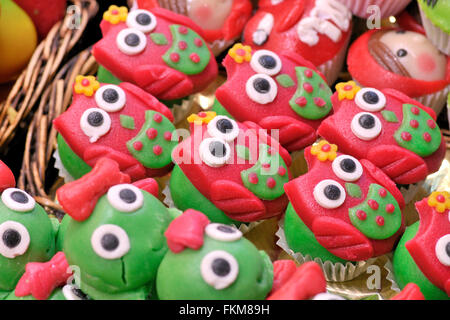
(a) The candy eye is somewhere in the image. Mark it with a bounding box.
[207,116,239,142]
[116,28,147,55]
[199,138,231,167]
[126,9,157,33]
[313,179,346,209]
[246,74,277,104]
[62,285,89,300]
[80,108,111,143]
[0,221,30,258]
[91,224,130,260]
[107,184,144,212]
[200,250,239,290]
[355,88,386,112]
[95,85,126,112]
[435,234,450,266]
[1,188,35,212]
[396,49,407,57]
[250,50,282,76]
[351,112,382,141]
[332,155,363,182]
[205,223,242,242]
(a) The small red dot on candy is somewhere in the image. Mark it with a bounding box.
[304,69,313,78]
[427,119,436,129]
[111,9,118,14]
[194,38,203,47]
[190,53,200,63]
[376,216,385,226]
[146,128,158,139]
[344,85,353,91]
[437,195,445,203]
[386,204,395,213]
[356,210,367,220]
[81,79,90,86]
[153,145,163,155]
[267,178,276,189]
[133,141,143,151]
[303,83,314,93]
[198,112,207,117]
[401,132,412,141]
[170,52,180,63]
[267,147,274,155]
[314,97,326,107]
[321,144,331,152]
[236,48,246,56]
[423,132,431,142]
[262,163,271,170]
[378,188,387,198]
[411,107,420,115]
[368,199,379,210]
[278,167,286,176]
[295,96,307,107]
[409,120,419,128]
[179,26,188,34]
[178,41,188,50]
[248,173,258,184]
[153,113,163,123]
[164,132,172,141]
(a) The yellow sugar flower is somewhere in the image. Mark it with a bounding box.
[74,75,100,97]
[103,5,128,24]
[228,43,252,64]
[187,111,217,125]
[336,81,361,101]
[428,191,450,213]
[311,140,338,162]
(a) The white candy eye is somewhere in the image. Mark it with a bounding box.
[201,250,239,290]
[80,108,111,143]
[250,50,282,76]
[116,28,147,55]
[199,138,231,167]
[435,234,450,266]
[332,155,363,182]
[313,292,346,300]
[126,9,157,33]
[0,221,30,258]
[355,88,386,112]
[351,112,382,141]
[207,116,239,142]
[91,224,130,260]
[95,85,126,112]
[246,74,277,104]
[205,223,242,242]
[62,285,88,300]
[313,179,346,209]
[1,188,35,212]
[107,184,144,212]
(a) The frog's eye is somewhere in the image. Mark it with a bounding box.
[313,179,346,209]
[205,223,242,242]
[207,116,239,142]
[1,188,35,212]
[312,292,346,300]
[107,184,144,212]
[91,224,130,260]
[116,28,147,55]
[95,85,126,112]
[199,138,231,167]
[246,74,277,104]
[332,155,363,182]
[0,221,30,258]
[250,50,282,76]
[62,285,89,300]
[80,108,111,143]
[351,112,382,141]
[435,234,450,266]
[355,88,386,112]
[201,250,239,290]
[126,9,157,33]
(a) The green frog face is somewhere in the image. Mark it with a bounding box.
[0,188,56,294]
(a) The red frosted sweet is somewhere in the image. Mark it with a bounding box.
[0,160,16,192]
[391,283,425,300]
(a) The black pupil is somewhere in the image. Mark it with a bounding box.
[101,233,119,251]
[397,49,407,57]
[340,158,356,173]
[216,119,233,134]
[136,13,151,25]
[217,225,235,233]
[2,229,21,248]
[359,114,375,129]
[11,191,28,204]
[258,55,276,69]
[102,88,119,104]
[209,141,226,158]
[362,91,379,104]
[212,258,231,277]
[87,112,104,127]
[125,33,140,47]
[396,29,406,34]
[119,189,137,204]
[446,242,450,257]
[324,185,341,200]
[253,78,270,93]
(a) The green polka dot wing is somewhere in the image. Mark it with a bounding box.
[318,87,446,185]
[53,79,178,182]
[283,142,406,262]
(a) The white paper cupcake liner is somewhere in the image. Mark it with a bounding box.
[276,219,376,282]
[415,84,450,117]
[384,258,401,293]
[318,32,351,85]
[53,148,75,183]
[336,0,412,19]
[419,5,450,56]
